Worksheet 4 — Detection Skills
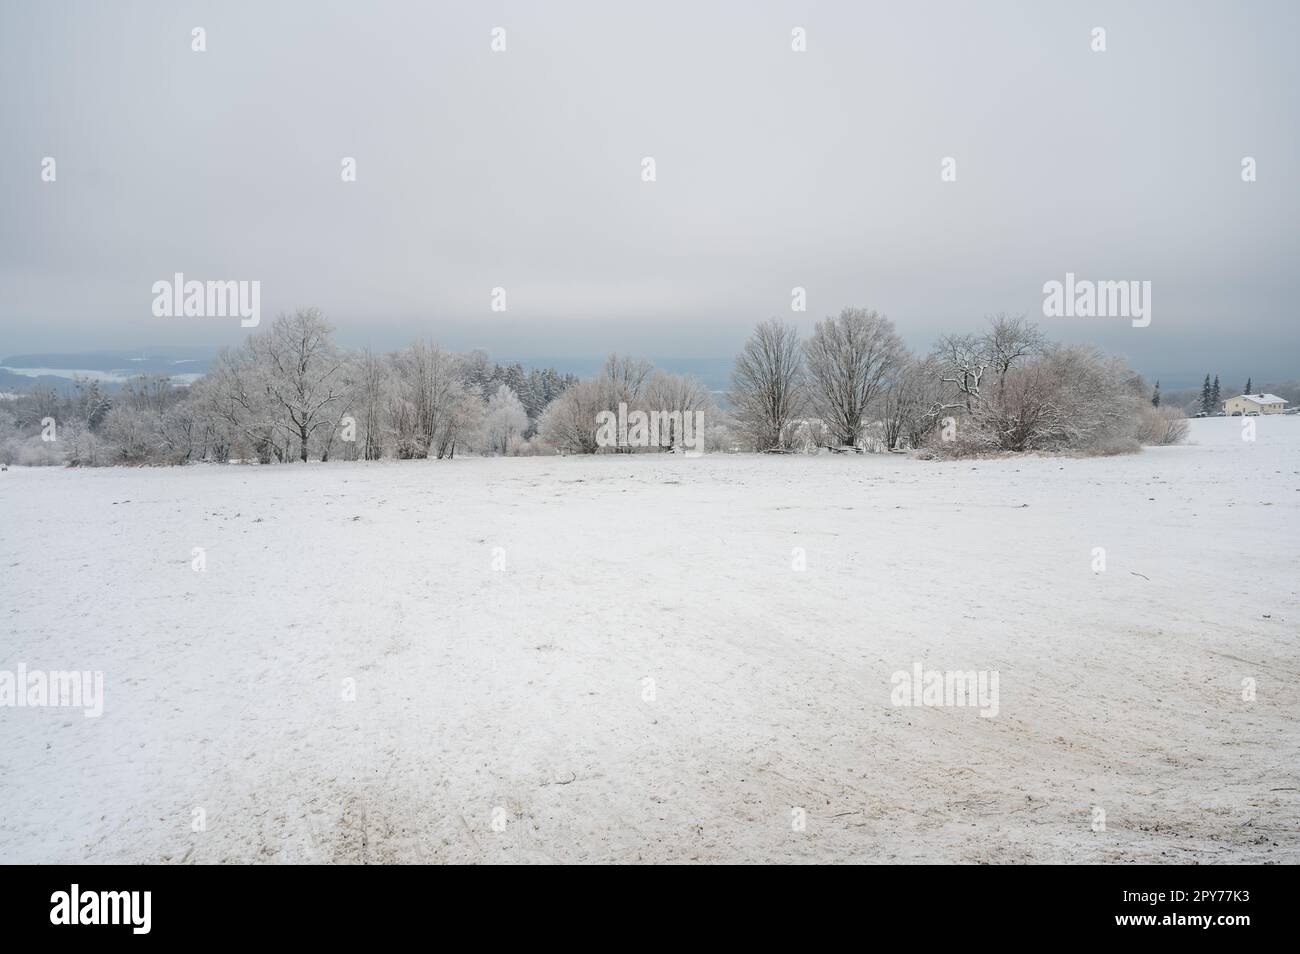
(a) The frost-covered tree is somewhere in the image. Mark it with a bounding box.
[482,384,529,455]
[973,345,1141,453]
[600,353,653,407]
[440,384,483,459]
[318,359,362,463]
[460,349,495,399]
[523,366,575,420]
[350,348,388,461]
[102,406,157,464]
[389,341,464,459]
[644,370,714,449]
[920,320,1147,455]
[118,375,175,416]
[69,377,112,432]
[537,377,605,453]
[882,354,943,449]
[982,313,1043,396]
[729,319,805,451]
[156,401,200,463]
[205,340,282,462]
[256,308,350,462]
[804,307,904,448]
[933,333,989,411]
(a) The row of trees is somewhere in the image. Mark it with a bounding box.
[0,310,582,466]
[1192,374,1262,415]
[0,310,728,465]
[1,306,1186,466]
[1190,374,1223,414]
[535,353,725,454]
[1158,375,1296,418]
[728,310,1183,454]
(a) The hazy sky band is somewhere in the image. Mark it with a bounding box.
[2,0,1296,386]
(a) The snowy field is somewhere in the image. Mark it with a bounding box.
[1,417,1297,864]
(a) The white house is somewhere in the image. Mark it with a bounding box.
[1223,393,1288,415]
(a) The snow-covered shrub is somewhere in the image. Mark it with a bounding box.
[925,342,1145,457]
[102,406,157,464]
[15,437,63,466]
[1136,405,1189,445]
[61,423,110,467]
[0,407,20,465]
[537,378,605,453]
[514,434,556,456]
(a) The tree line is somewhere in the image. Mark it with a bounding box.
[0,310,580,465]
[1154,374,1299,418]
[1,307,1189,466]
[729,310,1186,454]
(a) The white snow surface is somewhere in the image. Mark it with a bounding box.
[1,417,1297,863]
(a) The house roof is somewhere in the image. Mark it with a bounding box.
[1227,393,1286,405]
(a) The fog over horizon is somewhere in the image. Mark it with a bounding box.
[3,0,1297,389]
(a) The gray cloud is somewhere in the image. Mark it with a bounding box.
[2,0,1297,387]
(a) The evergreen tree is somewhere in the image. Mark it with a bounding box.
[1151,381,1161,407]
[501,362,528,403]
[460,349,494,397]
[1211,376,1220,408]
[1201,374,1213,414]
[1245,377,1253,395]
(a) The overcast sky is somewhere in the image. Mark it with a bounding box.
[2,0,1297,386]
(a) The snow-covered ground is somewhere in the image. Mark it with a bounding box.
[1,417,1297,863]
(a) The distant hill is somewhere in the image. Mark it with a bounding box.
[0,348,736,397]
[0,349,214,392]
